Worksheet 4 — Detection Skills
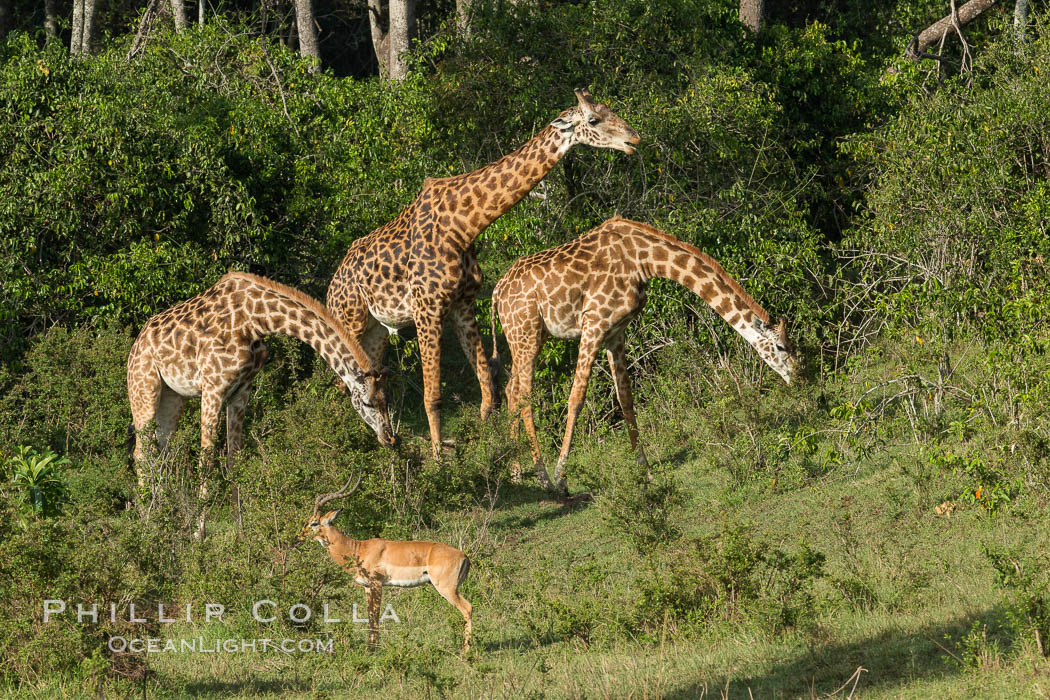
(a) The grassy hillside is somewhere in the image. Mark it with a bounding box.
[2,3,1050,697]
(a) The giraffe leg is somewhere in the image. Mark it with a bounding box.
[195,388,224,540]
[225,341,266,533]
[606,332,647,468]
[225,385,250,533]
[415,312,446,457]
[360,319,390,371]
[552,323,606,491]
[503,313,550,486]
[448,300,497,421]
[154,384,188,454]
[366,576,383,648]
[127,350,162,489]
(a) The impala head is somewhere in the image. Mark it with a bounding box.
[550,88,640,155]
[344,368,397,448]
[750,317,798,384]
[298,473,362,546]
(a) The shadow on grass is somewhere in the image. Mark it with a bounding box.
[667,607,1011,698]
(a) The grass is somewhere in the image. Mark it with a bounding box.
[5,329,1050,698]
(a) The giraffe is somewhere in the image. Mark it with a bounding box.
[326,89,640,457]
[127,272,395,534]
[491,217,798,492]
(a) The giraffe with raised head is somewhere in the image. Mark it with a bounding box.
[127,272,396,533]
[326,89,640,456]
[491,217,798,492]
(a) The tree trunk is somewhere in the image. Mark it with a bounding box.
[129,0,163,59]
[45,0,59,40]
[739,0,764,32]
[71,0,84,54]
[387,0,415,81]
[171,0,187,31]
[294,0,321,72]
[81,0,97,54]
[367,0,390,78]
[1013,0,1028,41]
[198,0,204,26]
[0,0,10,41]
[456,0,473,35]
[907,0,998,57]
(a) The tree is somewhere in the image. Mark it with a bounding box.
[906,0,998,58]
[456,0,474,35]
[368,0,417,80]
[71,0,98,55]
[1014,0,1029,41]
[0,0,10,41]
[739,0,764,32]
[171,0,187,32]
[44,0,59,40]
[294,0,322,72]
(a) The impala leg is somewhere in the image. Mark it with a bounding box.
[605,332,647,468]
[366,575,383,648]
[431,559,473,653]
[552,323,605,492]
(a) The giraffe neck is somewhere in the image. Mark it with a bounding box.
[236,275,375,381]
[634,227,772,346]
[449,124,571,248]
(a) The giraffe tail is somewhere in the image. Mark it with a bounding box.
[487,302,503,410]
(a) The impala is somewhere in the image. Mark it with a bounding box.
[298,475,473,652]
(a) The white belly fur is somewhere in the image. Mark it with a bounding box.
[160,370,201,398]
[353,572,430,587]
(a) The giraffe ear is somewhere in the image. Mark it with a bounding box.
[551,115,574,131]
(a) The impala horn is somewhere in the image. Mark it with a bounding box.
[314,473,363,512]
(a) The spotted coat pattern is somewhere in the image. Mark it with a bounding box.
[127,272,395,496]
[326,89,640,455]
[492,218,798,491]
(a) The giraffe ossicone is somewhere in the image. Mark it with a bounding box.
[491,217,798,492]
[326,89,640,456]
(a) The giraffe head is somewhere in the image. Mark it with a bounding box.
[550,88,640,154]
[750,317,798,384]
[343,369,397,448]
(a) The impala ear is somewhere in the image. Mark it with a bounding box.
[320,509,341,526]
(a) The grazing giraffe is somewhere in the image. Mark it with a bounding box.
[127,272,395,534]
[326,89,640,456]
[491,218,798,492]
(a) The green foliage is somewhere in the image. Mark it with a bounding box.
[841,20,1050,343]
[986,546,1050,657]
[630,524,827,637]
[5,445,69,519]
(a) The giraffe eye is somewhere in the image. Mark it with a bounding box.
[587,116,600,126]
[775,344,787,352]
